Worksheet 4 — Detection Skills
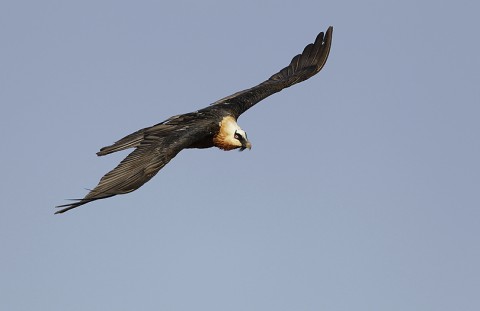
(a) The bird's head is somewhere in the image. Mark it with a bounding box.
[214,116,252,151]
[234,129,252,151]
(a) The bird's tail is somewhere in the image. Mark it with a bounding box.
[54,199,95,214]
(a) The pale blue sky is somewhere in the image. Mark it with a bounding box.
[1,1,479,310]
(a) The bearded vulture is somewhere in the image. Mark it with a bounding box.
[56,26,333,214]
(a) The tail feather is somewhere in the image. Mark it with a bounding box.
[54,200,90,214]
[55,194,115,214]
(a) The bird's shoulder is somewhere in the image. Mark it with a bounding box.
[144,107,235,143]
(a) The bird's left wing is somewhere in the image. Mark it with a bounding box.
[211,26,333,118]
[55,129,198,214]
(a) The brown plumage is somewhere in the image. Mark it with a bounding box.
[56,26,333,214]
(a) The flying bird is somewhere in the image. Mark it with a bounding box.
[56,26,333,214]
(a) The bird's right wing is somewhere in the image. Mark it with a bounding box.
[211,26,333,118]
[55,128,198,214]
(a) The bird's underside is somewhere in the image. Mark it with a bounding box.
[56,26,333,214]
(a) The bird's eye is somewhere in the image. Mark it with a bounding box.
[234,133,241,140]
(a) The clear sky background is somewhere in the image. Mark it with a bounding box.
[1,1,479,310]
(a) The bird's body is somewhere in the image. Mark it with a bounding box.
[56,26,333,214]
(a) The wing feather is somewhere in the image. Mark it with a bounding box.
[211,26,333,117]
[96,128,145,156]
[96,113,201,156]
[55,132,194,214]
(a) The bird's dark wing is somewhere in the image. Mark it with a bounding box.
[211,26,333,118]
[55,128,201,214]
[96,113,200,156]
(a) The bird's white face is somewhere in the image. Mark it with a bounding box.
[214,116,252,151]
[233,128,251,151]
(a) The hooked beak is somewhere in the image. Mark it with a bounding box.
[240,140,252,151]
